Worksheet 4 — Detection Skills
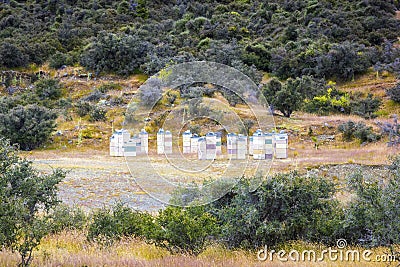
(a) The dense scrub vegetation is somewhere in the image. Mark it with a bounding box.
[0,138,66,266]
[65,156,400,256]
[0,79,64,150]
[0,0,399,80]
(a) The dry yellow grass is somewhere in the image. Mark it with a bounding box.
[1,231,398,267]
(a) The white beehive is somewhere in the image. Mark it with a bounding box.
[216,132,222,156]
[109,135,118,157]
[123,139,137,157]
[275,133,288,159]
[164,130,173,154]
[253,130,265,160]
[205,132,216,160]
[157,128,165,154]
[198,137,207,160]
[139,129,148,154]
[110,129,130,157]
[190,134,199,153]
[237,134,247,160]
[249,136,253,155]
[182,130,192,154]
[264,133,274,159]
[227,133,237,159]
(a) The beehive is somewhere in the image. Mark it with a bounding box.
[249,136,253,155]
[157,128,165,154]
[110,129,130,157]
[190,134,199,153]
[164,130,173,154]
[253,130,265,160]
[227,133,237,159]
[274,133,288,159]
[109,135,118,157]
[264,133,274,159]
[139,129,148,154]
[205,132,216,160]
[133,135,141,155]
[182,130,192,154]
[123,139,137,157]
[237,134,247,160]
[216,132,222,156]
[198,137,207,160]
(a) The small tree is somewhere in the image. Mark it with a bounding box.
[0,103,57,150]
[0,138,66,266]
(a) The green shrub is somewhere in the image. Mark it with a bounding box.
[0,102,57,150]
[338,120,380,143]
[34,79,63,101]
[0,138,66,266]
[386,83,400,103]
[75,101,92,117]
[350,93,381,119]
[150,206,219,255]
[304,87,350,115]
[343,157,400,246]
[49,52,70,69]
[206,172,343,249]
[50,204,87,234]
[87,204,153,244]
[89,106,107,122]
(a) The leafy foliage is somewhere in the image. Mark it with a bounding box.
[262,76,324,117]
[387,82,400,103]
[87,204,153,245]
[338,121,380,143]
[0,138,65,266]
[149,206,218,255]
[80,32,150,76]
[207,172,343,249]
[343,157,400,246]
[0,100,57,150]
[0,0,398,80]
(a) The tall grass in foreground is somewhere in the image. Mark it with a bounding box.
[0,231,397,267]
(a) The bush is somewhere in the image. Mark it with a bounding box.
[0,103,57,150]
[338,120,380,143]
[49,52,70,69]
[89,106,107,122]
[149,206,219,255]
[304,87,350,115]
[34,79,63,101]
[343,158,400,246]
[75,101,92,117]
[207,172,343,249]
[50,204,87,234]
[350,93,381,119]
[386,83,400,103]
[0,138,66,266]
[0,42,28,68]
[87,204,154,244]
[80,32,150,76]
